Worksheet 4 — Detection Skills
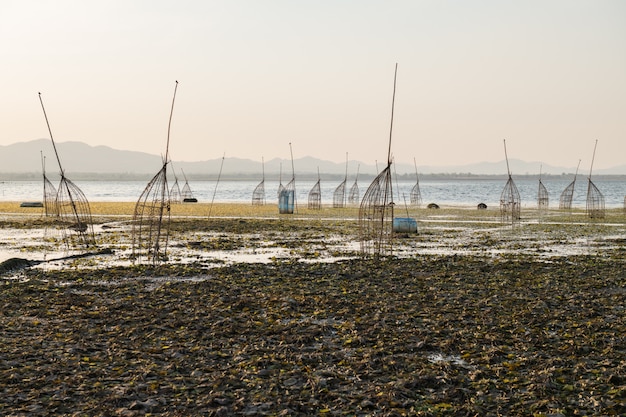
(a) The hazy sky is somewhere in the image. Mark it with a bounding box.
[2,0,625,170]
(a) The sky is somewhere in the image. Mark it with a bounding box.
[1,0,625,171]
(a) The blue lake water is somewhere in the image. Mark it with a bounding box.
[1,178,624,209]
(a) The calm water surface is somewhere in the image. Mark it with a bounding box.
[1,178,624,208]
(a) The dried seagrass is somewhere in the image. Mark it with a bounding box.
[333,153,348,208]
[585,140,605,219]
[132,81,178,264]
[537,165,549,212]
[308,169,322,210]
[500,139,520,224]
[559,160,580,210]
[359,64,398,257]
[348,164,360,205]
[38,93,95,248]
[252,157,266,206]
[410,157,422,207]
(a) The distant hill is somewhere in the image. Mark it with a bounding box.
[1,139,624,180]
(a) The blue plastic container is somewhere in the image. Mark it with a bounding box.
[393,217,417,233]
[279,190,295,214]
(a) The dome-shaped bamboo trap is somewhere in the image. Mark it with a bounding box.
[308,169,322,210]
[169,177,182,204]
[132,81,178,264]
[38,93,95,248]
[500,140,520,224]
[180,169,197,202]
[348,165,360,206]
[133,167,171,263]
[410,157,422,207]
[252,157,266,206]
[333,153,348,208]
[359,64,398,257]
[559,160,580,210]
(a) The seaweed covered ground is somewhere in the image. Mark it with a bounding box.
[0,203,625,416]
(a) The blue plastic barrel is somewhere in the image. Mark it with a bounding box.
[393,217,417,233]
[279,190,295,214]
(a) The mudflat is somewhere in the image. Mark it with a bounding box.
[1,203,625,415]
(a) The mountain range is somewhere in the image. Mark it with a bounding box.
[1,139,624,180]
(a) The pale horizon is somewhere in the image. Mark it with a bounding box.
[2,1,624,170]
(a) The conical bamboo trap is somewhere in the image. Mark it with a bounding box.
[308,168,322,210]
[132,81,178,264]
[169,177,182,204]
[252,157,266,206]
[180,169,197,202]
[500,140,520,224]
[348,164,360,206]
[585,140,605,219]
[38,93,95,248]
[359,64,398,257]
[559,160,580,210]
[410,157,422,207]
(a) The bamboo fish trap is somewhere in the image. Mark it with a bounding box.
[348,164,360,206]
[41,152,58,217]
[333,153,348,208]
[359,64,398,257]
[252,157,266,205]
[38,93,96,248]
[410,157,422,207]
[559,160,580,210]
[308,168,322,209]
[500,139,521,224]
[585,140,605,219]
[132,81,178,264]
[537,165,549,212]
